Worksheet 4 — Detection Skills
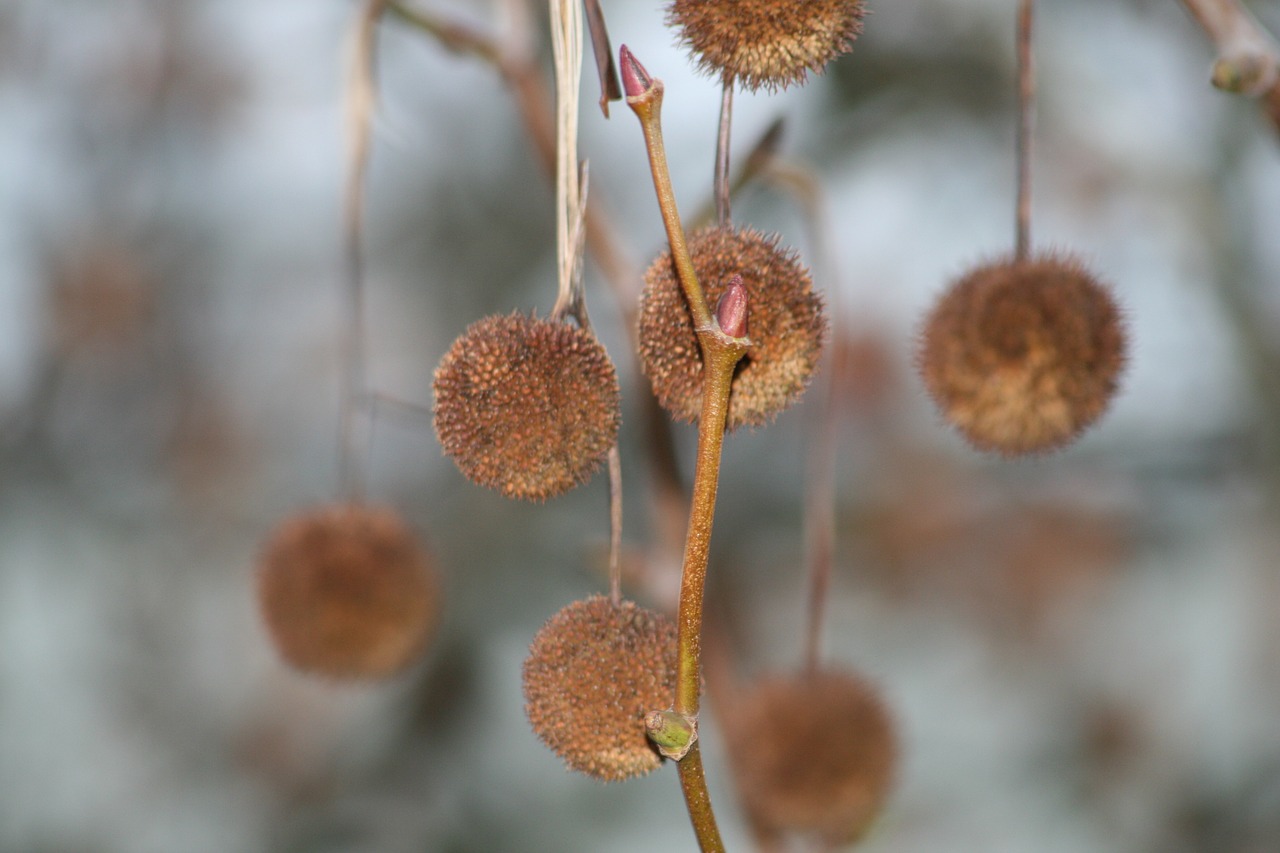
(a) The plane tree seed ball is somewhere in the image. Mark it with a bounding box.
[433,313,621,500]
[522,596,679,782]
[917,254,1127,455]
[729,670,897,845]
[256,505,440,679]
[638,226,826,430]
[667,0,865,91]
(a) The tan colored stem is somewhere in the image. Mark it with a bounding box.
[675,329,747,714]
[625,56,750,851]
[626,84,714,329]
[677,743,726,853]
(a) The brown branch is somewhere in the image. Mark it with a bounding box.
[1180,0,1280,134]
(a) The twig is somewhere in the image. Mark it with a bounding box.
[625,46,752,853]
[1180,0,1280,96]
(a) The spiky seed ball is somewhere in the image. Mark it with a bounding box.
[917,254,1127,455]
[256,505,440,679]
[667,0,865,92]
[433,313,621,501]
[638,226,826,430]
[729,670,897,845]
[522,595,678,782]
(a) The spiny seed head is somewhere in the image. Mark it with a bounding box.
[638,225,826,431]
[667,0,865,92]
[917,253,1128,455]
[433,313,621,501]
[729,670,898,845]
[522,595,678,782]
[256,505,440,680]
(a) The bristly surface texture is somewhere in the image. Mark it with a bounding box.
[729,670,897,845]
[667,0,865,91]
[522,596,678,782]
[917,253,1128,455]
[639,225,826,430]
[433,313,621,501]
[256,505,440,679]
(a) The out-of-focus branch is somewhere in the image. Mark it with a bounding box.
[385,0,637,314]
[1180,0,1280,132]
[384,0,686,579]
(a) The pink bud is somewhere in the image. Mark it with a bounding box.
[716,276,749,338]
[619,45,653,99]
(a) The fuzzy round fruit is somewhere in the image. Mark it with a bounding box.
[729,670,897,844]
[638,226,825,430]
[433,313,621,501]
[917,254,1127,455]
[667,0,865,92]
[256,505,440,679]
[522,596,679,782]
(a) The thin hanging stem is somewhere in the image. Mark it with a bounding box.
[607,444,623,606]
[1014,0,1035,262]
[339,0,388,504]
[714,77,734,226]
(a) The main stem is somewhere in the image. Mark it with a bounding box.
[675,330,745,716]
[626,50,749,852]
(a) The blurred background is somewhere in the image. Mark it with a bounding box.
[3,0,1280,850]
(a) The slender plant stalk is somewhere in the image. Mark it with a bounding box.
[675,326,748,715]
[1014,0,1034,262]
[714,78,734,226]
[607,444,624,605]
[339,0,391,504]
[621,47,713,328]
[624,45,753,853]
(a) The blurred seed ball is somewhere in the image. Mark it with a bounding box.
[48,239,155,359]
[729,670,897,845]
[917,254,1128,455]
[256,505,440,679]
[522,595,678,782]
[638,226,826,430]
[433,313,621,501]
[667,0,865,92]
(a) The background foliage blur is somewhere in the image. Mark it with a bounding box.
[3,0,1280,850]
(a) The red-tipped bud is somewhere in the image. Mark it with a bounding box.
[716,275,749,338]
[619,44,653,98]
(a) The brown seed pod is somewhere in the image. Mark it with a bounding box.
[667,0,865,92]
[917,254,1127,455]
[256,505,440,679]
[522,595,679,782]
[638,226,826,430]
[433,313,621,501]
[728,669,897,845]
